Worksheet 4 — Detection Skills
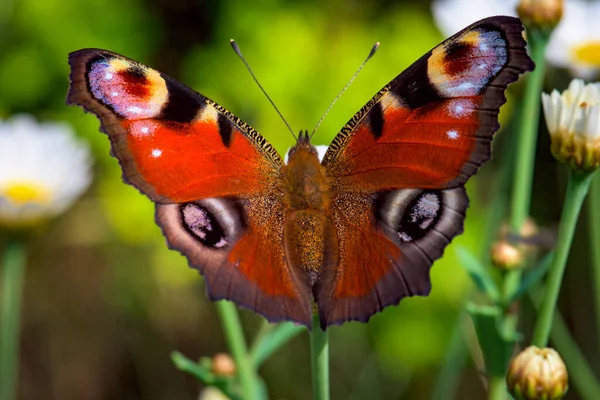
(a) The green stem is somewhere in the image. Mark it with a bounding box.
[488,375,507,400]
[530,290,600,400]
[0,238,26,400]
[432,314,468,400]
[532,170,595,347]
[310,314,329,400]
[589,174,600,353]
[504,28,550,301]
[215,301,260,399]
[509,28,548,232]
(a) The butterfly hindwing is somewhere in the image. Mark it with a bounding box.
[317,16,534,327]
[67,49,313,326]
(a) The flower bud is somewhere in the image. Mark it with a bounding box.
[491,240,523,270]
[211,353,236,377]
[517,0,563,30]
[542,79,600,172]
[507,346,568,400]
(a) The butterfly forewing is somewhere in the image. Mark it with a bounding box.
[68,49,283,203]
[323,16,533,191]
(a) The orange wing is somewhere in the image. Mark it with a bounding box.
[323,16,533,192]
[68,49,313,325]
[316,17,533,327]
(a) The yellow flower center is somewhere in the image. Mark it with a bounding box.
[2,182,51,205]
[573,41,600,66]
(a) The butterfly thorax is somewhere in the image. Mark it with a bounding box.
[282,141,338,276]
[283,141,331,212]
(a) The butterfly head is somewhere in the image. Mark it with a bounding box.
[286,129,318,161]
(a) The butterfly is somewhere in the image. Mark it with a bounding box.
[67,16,534,329]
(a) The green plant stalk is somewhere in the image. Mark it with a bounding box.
[488,375,507,400]
[432,313,468,400]
[532,170,595,347]
[589,175,600,352]
[509,29,548,233]
[310,314,329,400]
[529,290,600,400]
[503,26,550,340]
[215,301,260,399]
[0,239,26,400]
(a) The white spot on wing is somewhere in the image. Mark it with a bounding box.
[447,130,459,140]
[127,106,144,115]
[140,126,150,134]
[104,72,113,80]
[111,91,119,97]
[455,82,475,93]
[151,149,162,158]
[447,99,475,118]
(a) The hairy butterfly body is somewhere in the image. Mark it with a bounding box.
[67,16,534,329]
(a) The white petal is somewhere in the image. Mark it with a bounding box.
[0,115,92,226]
[431,0,518,36]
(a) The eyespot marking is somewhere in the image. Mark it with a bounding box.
[88,57,168,119]
[181,203,229,249]
[427,29,507,97]
[129,121,157,138]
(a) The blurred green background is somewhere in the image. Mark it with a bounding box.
[0,0,594,399]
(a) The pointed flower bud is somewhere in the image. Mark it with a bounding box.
[507,346,568,400]
[542,79,600,171]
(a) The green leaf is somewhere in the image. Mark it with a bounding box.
[250,322,304,368]
[171,351,241,400]
[171,351,215,384]
[456,246,501,303]
[466,303,516,377]
[507,251,554,304]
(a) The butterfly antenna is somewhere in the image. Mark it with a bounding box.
[310,42,380,140]
[230,39,297,141]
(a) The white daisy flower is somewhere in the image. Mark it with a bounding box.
[431,0,600,78]
[542,79,600,170]
[431,0,519,37]
[0,115,92,228]
[546,0,600,78]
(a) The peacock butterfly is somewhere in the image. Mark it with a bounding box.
[67,16,534,329]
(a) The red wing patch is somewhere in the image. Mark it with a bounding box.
[156,199,313,326]
[316,188,469,328]
[323,16,534,192]
[67,49,283,203]
[329,94,485,192]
